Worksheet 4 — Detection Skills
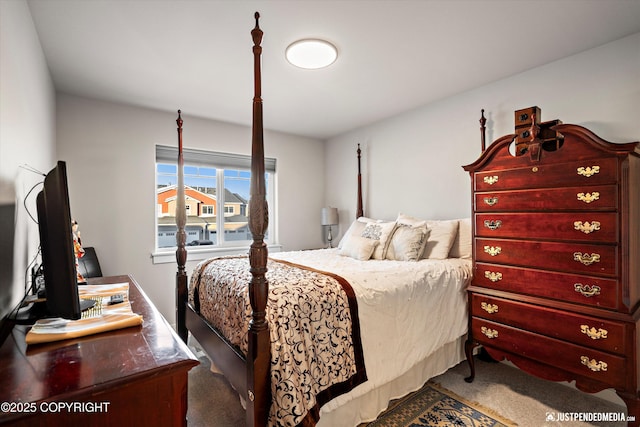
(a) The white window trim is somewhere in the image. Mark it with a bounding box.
[151,243,283,264]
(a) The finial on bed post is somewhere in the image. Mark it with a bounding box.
[480,109,487,152]
[356,144,363,219]
[247,11,270,427]
[175,109,188,342]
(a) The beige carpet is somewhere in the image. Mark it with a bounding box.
[187,338,244,426]
[430,357,627,427]
[187,337,628,427]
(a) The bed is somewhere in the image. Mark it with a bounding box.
[174,13,473,427]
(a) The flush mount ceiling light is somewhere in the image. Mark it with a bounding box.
[285,39,338,69]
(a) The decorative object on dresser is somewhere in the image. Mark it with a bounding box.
[463,106,639,425]
[321,207,339,247]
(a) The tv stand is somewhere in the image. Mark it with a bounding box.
[8,300,49,325]
[0,275,199,427]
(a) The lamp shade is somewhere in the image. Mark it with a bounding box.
[321,207,338,226]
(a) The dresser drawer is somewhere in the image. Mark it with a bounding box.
[475,238,617,277]
[470,294,627,355]
[475,213,617,243]
[472,318,627,389]
[474,157,618,191]
[475,262,619,309]
[475,185,617,212]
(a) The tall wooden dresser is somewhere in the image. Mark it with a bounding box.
[463,107,639,425]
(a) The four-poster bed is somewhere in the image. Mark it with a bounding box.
[174,13,473,427]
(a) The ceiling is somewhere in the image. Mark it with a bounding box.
[26,0,640,140]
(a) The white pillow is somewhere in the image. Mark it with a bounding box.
[448,218,472,259]
[338,235,378,260]
[338,216,375,249]
[423,219,459,259]
[397,212,427,229]
[361,221,397,260]
[386,225,431,261]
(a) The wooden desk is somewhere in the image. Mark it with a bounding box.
[0,275,199,427]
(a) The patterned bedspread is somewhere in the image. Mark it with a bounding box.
[188,256,367,427]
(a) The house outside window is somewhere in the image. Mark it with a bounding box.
[201,205,214,216]
[155,145,276,251]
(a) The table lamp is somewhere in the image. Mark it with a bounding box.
[321,207,339,248]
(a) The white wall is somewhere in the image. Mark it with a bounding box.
[55,94,325,322]
[325,32,640,241]
[0,0,56,312]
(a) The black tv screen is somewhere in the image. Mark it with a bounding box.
[36,161,92,320]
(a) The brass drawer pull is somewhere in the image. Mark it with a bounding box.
[483,196,498,206]
[577,192,600,203]
[574,283,601,297]
[580,356,607,372]
[481,326,499,339]
[483,246,502,256]
[580,325,608,340]
[577,166,600,177]
[574,221,601,234]
[484,271,503,282]
[481,302,499,314]
[484,220,502,230]
[573,252,601,266]
[484,175,499,185]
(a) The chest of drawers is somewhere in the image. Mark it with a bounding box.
[463,114,640,425]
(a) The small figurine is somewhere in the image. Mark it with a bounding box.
[72,220,86,283]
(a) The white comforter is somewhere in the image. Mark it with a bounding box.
[270,248,472,416]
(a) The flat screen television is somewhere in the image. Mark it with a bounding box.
[34,161,93,320]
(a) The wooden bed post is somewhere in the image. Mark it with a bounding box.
[175,110,188,343]
[356,144,363,219]
[480,109,487,152]
[246,12,270,427]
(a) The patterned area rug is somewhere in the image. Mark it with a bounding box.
[367,381,517,427]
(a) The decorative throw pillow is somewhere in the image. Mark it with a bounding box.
[397,212,427,229]
[337,216,375,249]
[448,218,472,259]
[386,224,431,261]
[422,219,459,259]
[338,235,378,260]
[361,221,397,260]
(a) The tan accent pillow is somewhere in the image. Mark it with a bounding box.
[386,225,431,261]
[361,221,397,260]
[397,212,427,229]
[337,216,375,249]
[449,218,472,259]
[338,235,378,260]
[423,219,459,259]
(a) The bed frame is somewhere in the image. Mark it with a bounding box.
[174,13,364,427]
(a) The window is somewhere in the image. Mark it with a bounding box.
[155,145,276,251]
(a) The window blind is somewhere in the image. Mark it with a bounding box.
[155,145,276,172]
